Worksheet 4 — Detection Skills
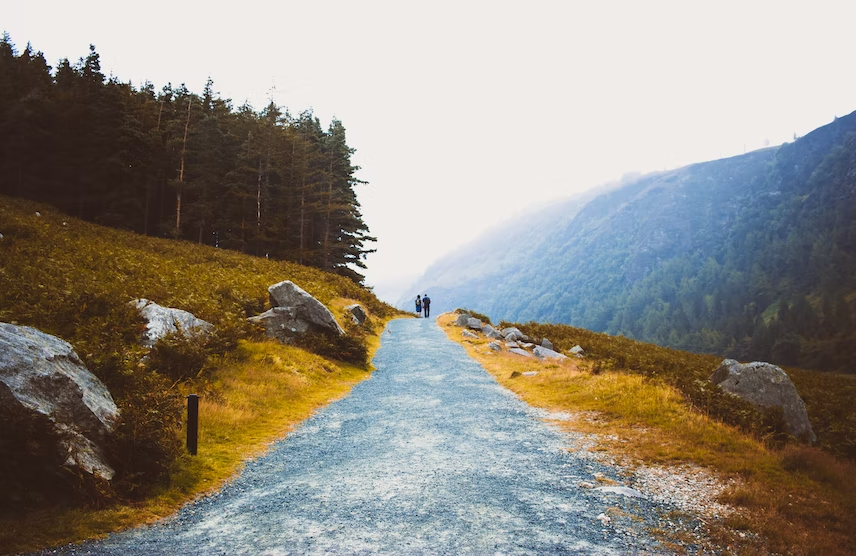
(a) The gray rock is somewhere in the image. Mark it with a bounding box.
[481,324,496,335]
[509,348,532,358]
[521,342,534,349]
[251,281,344,341]
[533,346,568,360]
[570,345,585,357]
[505,341,520,349]
[467,317,483,330]
[132,299,213,348]
[541,338,554,350]
[345,304,367,325]
[462,330,479,339]
[0,323,119,480]
[710,359,816,442]
[485,329,503,340]
[503,328,524,341]
[488,341,502,352]
[454,313,471,327]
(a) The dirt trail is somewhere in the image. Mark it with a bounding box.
[41,317,691,555]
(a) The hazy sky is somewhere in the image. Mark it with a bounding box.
[5,1,856,303]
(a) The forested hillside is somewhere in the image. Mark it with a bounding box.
[0,36,374,282]
[412,111,856,373]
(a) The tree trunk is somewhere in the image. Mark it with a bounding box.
[176,98,191,229]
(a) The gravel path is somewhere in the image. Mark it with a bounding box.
[42,317,698,555]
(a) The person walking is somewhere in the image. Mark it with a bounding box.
[422,294,431,318]
[415,295,422,318]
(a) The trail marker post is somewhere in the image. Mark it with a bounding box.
[187,394,199,455]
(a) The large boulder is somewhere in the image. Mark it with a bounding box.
[131,299,213,348]
[541,338,554,351]
[0,323,119,480]
[710,359,816,442]
[503,327,524,341]
[249,281,344,342]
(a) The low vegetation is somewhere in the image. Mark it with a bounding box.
[0,196,402,553]
[442,311,856,555]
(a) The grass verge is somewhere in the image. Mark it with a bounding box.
[0,328,393,555]
[439,312,856,555]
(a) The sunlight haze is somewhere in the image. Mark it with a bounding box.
[5,0,856,303]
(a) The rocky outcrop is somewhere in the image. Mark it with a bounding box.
[0,323,119,480]
[131,299,213,347]
[710,359,816,442]
[249,281,344,342]
[450,317,579,362]
[345,304,367,325]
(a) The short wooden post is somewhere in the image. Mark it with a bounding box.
[186,394,199,456]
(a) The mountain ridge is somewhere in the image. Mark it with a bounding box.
[408,111,856,373]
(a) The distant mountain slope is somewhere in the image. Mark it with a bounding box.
[411,111,856,373]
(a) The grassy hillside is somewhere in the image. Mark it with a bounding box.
[0,195,403,553]
[441,312,856,555]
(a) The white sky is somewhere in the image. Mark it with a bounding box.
[5,1,856,303]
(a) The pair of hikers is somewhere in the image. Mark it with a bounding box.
[415,294,431,318]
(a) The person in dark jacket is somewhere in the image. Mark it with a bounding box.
[422,294,431,318]
[415,295,422,317]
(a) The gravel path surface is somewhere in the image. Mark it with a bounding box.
[41,317,700,555]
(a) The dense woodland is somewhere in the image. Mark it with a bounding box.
[416,112,856,373]
[0,36,375,283]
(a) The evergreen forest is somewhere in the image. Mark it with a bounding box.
[0,36,375,283]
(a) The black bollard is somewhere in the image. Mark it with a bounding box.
[186,394,199,456]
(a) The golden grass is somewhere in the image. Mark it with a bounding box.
[0,333,390,555]
[439,312,856,555]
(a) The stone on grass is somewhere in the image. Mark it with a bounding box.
[710,359,816,442]
[533,346,568,360]
[131,298,213,348]
[502,328,524,341]
[467,317,483,330]
[249,281,344,342]
[454,313,471,327]
[570,345,585,357]
[0,323,119,480]
[509,348,532,357]
[541,338,554,350]
[345,304,367,325]
[485,329,503,340]
[462,330,479,339]
[488,341,502,352]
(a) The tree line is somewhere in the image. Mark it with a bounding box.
[0,36,375,283]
